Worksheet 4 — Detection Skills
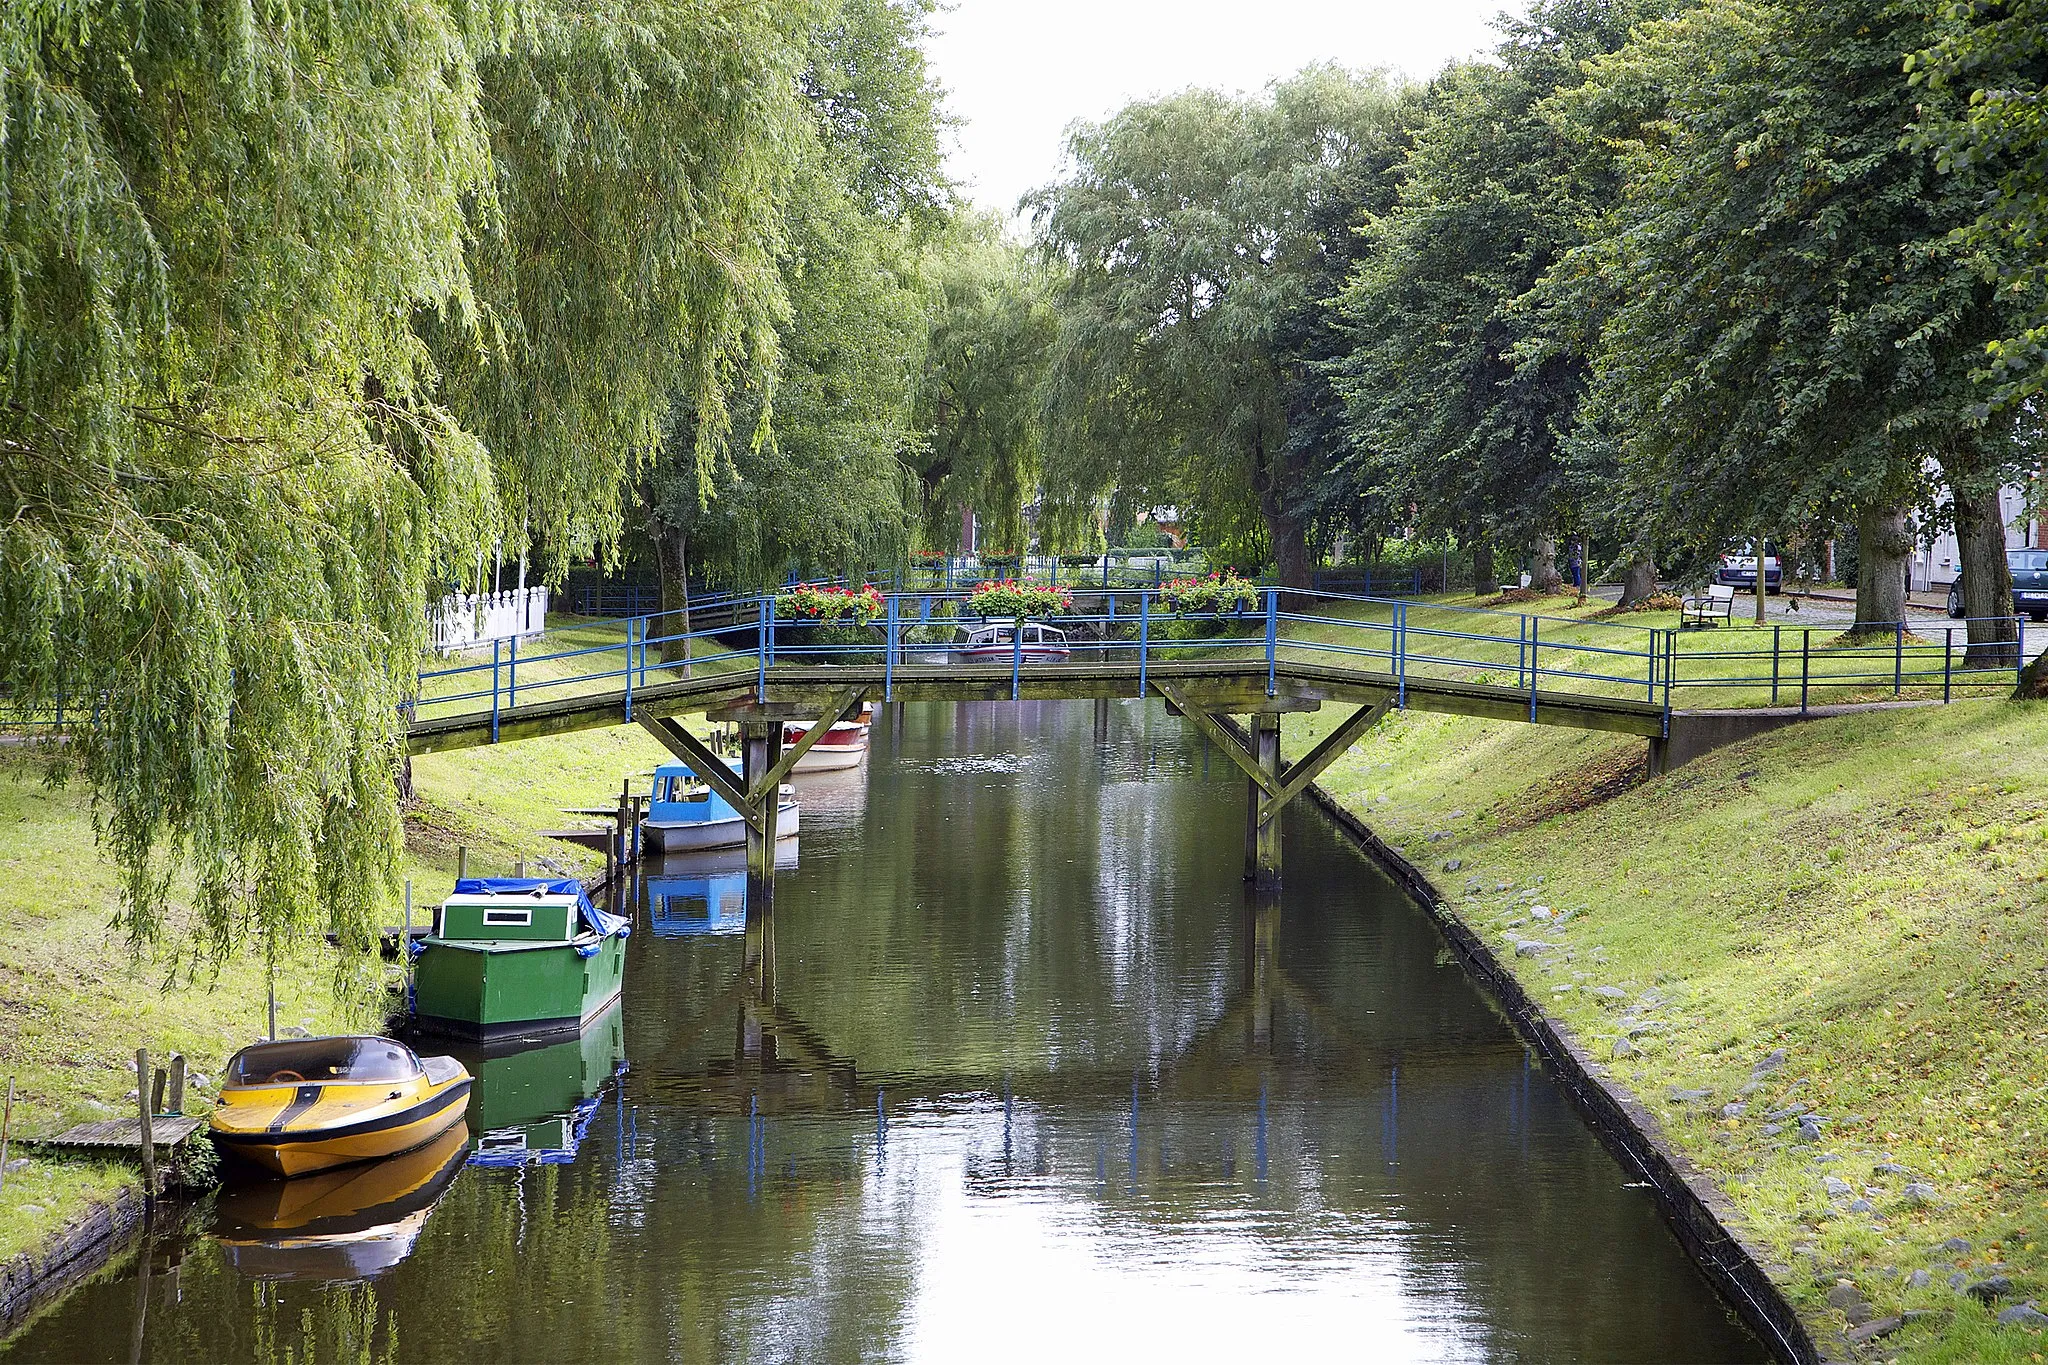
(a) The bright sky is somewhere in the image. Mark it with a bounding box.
[926,0,1511,216]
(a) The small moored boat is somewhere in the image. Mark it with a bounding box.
[210,1036,472,1178]
[641,762,798,853]
[412,877,630,1042]
[781,717,868,771]
[958,618,1071,663]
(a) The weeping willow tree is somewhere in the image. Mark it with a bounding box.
[639,0,947,619]
[0,0,835,961]
[0,0,505,960]
[912,217,1060,555]
[431,0,825,568]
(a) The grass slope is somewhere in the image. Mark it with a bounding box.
[1290,688,2048,1360]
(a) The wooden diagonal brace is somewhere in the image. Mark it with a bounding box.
[638,717,758,831]
[1151,679,1280,797]
[1258,696,1391,826]
[751,687,866,801]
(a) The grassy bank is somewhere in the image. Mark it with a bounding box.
[1289,646,2048,1359]
[0,755,376,1265]
[0,719,676,1270]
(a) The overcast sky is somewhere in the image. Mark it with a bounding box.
[925,0,1511,216]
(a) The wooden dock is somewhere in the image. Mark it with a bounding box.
[31,1115,206,1152]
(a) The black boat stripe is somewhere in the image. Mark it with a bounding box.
[222,1081,471,1146]
[267,1085,325,1136]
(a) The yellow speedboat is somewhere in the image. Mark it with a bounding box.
[210,1036,472,1178]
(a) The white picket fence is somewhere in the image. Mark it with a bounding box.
[430,587,550,655]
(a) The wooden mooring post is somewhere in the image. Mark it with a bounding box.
[133,1050,156,1201]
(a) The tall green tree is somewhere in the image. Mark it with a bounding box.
[1571,0,2029,641]
[912,218,1060,555]
[1912,0,2048,411]
[638,0,947,633]
[1330,0,1660,599]
[1032,66,1415,585]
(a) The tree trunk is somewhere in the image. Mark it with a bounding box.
[653,522,693,672]
[1852,504,1911,635]
[1468,521,1496,596]
[1530,535,1562,594]
[1616,556,1659,609]
[1251,427,1312,590]
[1954,480,2019,668]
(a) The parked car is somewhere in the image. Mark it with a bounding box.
[1946,549,2048,621]
[1714,545,1782,592]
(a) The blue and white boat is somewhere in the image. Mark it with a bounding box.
[640,761,798,855]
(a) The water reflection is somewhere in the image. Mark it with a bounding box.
[212,1123,470,1284]
[2,700,1765,1364]
[454,1002,627,1168]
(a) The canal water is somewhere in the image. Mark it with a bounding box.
[5,701,1763,1363]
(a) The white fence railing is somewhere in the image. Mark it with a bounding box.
[430,587,549,655]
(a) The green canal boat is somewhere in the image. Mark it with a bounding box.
[412,877,629,1042]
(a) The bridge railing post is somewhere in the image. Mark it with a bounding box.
[1646,627,1656,702]
[758,597,772,695]
[1264,588,1278,698]
[1894,621,1904,696]
[491,638,501,743]
[1139,592,1150,696]
[1011,616,1022,701]
[885,596,898,700]
[1396,600,1407,708]
[508,635,517,709]
[1518,615,1529,693]
[1527,614,1539,722]
[623,619,635,722]
[1770,625,1781,705]
[1944,627,1953,703]
[1800,629,1810,715]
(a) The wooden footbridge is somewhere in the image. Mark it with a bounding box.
[407,587,2013,890]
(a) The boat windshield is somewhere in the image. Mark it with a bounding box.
[226,1037,422,1088]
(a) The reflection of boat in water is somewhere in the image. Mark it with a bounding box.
[642,761,798,853]
[209,1036,472,1177]
[213,1121,470,1282]
[644,846,793,937]
[454,1001,628,1168]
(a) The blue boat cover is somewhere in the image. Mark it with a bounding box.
[450,877,631,941]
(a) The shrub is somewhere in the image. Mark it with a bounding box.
[775,582,884,625]
[967,579,1073,618]
[1158,571,1260,614]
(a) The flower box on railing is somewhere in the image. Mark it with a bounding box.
[1157,572,1259,616]
[965,580,1074,619]
[775,582,885,625]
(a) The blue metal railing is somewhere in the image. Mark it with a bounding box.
[4,592,2027,740]
[390,587,2030,736]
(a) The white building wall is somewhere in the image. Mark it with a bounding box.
[1910,480,2033,591]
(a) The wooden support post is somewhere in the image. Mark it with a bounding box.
[743,721,784,918]
[457,845,469,880]
[166,1055,186,1116]
[1094,696,1111,742]
[134,1050,156,1200]
[1247,713,1282,888]
[150,1065,166,1117]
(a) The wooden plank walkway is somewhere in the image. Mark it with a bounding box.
[31,1116,206,1151]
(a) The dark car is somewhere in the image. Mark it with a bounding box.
[1947,548,2048,621]
[1713,546,1782,592]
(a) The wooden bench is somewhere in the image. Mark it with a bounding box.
[1682,582,1736,628]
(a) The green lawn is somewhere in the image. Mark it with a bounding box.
[1287,689,2048,1359]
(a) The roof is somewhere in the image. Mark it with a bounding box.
[447,877,629,940]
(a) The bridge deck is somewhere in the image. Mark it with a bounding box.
[405,658,1665,753]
